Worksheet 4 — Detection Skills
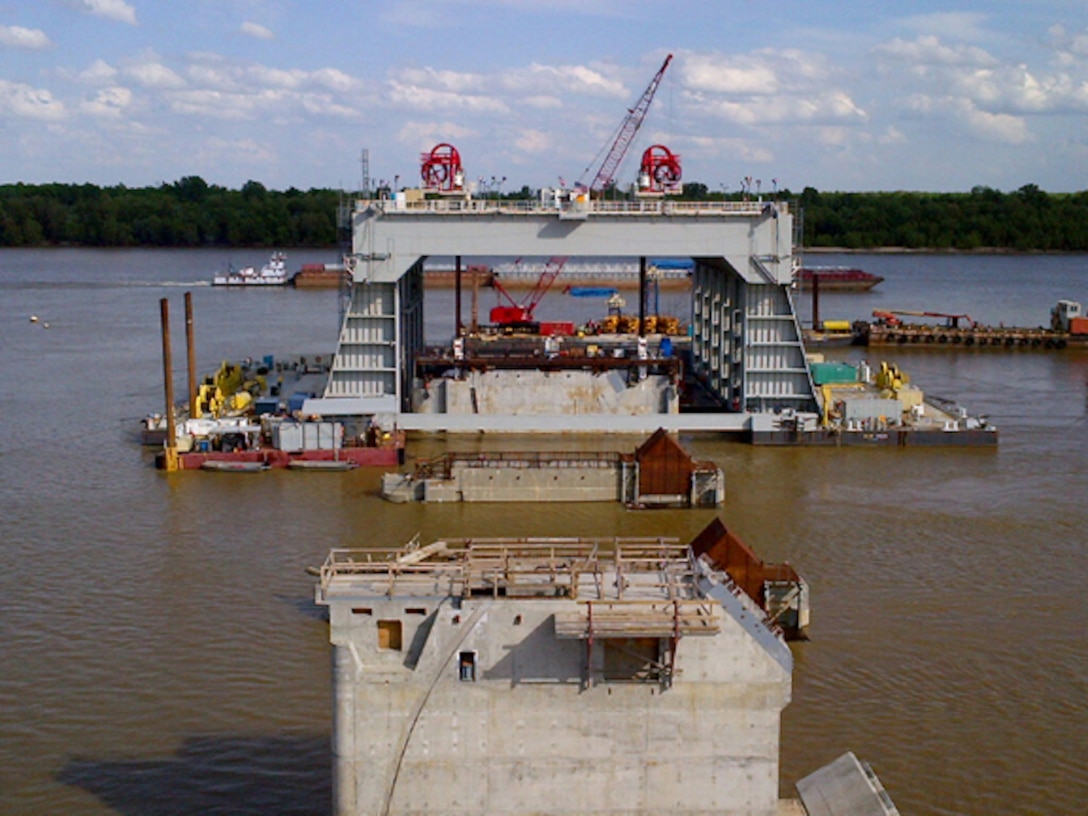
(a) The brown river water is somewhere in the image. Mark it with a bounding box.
[1,248,1086,815]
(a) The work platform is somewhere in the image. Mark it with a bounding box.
[305,194,818,432]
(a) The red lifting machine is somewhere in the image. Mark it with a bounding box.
[582,53,673,193]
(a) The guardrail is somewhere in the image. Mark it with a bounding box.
[356,197,786,218]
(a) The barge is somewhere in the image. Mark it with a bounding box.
[291,263,350,288]
[854,300,1088,349]
[750,359,997,447]
[795,266,883,292]
[150,295,402,472]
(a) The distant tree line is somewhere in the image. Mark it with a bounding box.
[2,177,1087,251]
[0,177,343,247]
[681,182,1088,251]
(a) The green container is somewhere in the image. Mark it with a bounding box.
[810,362,858,385]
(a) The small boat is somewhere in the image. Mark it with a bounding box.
[200,460,270,472]
[287,459,359,471]
[795,267,883,292]
[213,252,288,286]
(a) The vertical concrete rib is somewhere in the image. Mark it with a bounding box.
[331,644,356,816]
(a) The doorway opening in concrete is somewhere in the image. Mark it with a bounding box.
[459,651,477,682]
[378,619,403,651]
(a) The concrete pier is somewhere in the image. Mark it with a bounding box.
[315,523,811,816]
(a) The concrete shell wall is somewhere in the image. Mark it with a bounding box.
[454,466,620,502]
[327,595,791,816]
[413,369,678,416]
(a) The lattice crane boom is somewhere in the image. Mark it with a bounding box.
[588,53,673,192]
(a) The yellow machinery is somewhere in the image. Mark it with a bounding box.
[191,361,267,419]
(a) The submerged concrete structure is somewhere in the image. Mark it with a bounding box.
[304,194,818,434]
[315,521,811,816]
[380,428,725,506]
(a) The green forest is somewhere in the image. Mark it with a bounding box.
[0,177,343,248]
[2,177,1087,251]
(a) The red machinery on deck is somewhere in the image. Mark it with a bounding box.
[489,257,572,335]
[873,310,976,329]
[637,144,682,196]
[420,143,465,193]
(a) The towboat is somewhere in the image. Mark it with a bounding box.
[213,252,288,286]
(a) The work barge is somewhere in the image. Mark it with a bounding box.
[314,518,862,816]
[297,189,991,446]
[853,301,1088,349]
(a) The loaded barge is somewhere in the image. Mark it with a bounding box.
[150,294,401,472]
[756,358,996,446]
[854,300,1088,349]
[794,266,883,292]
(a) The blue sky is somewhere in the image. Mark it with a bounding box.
[1,1,1086,193]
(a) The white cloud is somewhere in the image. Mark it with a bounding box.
[1048,25,1088,70]
[81,86,132,117]
[387,80,509,114]
[515,64,627,98]
[682,134,774,165]
[878,125,906,145]
[696,90,865,126]
[298,94,358,118]
[168,88,280,120]
[898,12,990,42]
[240,21,275,40]
[0,25,52,49]
[0,80,66,120]
[875,35,997,68]
[953,99,1031,144]
[515,129,552,153]
[246,65,307,90]
[197,137,276,166]
[79,59,118,84]
[878,35,1088,116]
[961,103,1027,145]
[398,121,475,152]
[682,56,779,95]
[397,67,485,94]
[186,62,239,92]
[311,68,359,93]
[673,49,864,128]
[124,59,186,89]
[907,93,1032,145]
[390,62,627,110]
[70,0,138,25]
[523,95,562,109]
